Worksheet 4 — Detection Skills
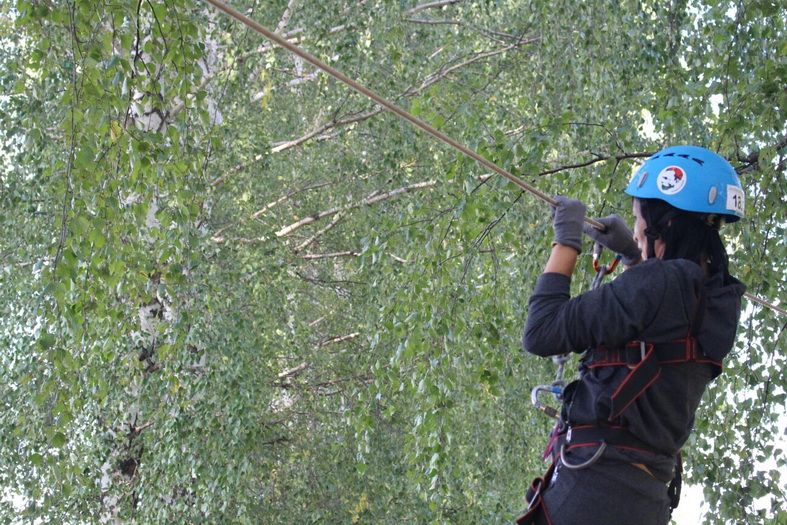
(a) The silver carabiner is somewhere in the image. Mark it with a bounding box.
[530,384,562,419]
[559,440,607,470]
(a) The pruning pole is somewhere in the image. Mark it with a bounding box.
[201,0,604,230]
[202,0,786,317]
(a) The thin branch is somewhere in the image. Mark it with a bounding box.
[536,152,652,177]
[211,182,332,243]
[319,332,360,347]
[293,212,344,253]
[261,24,348,52]
[404,40,538,98]
[268,40,537,156]
[252,182,331,219]
[406,0,459,16]
[271,108,382,153]
[277,205,344,238]
[275,0,298,34]
[293,270,365,286]
[387,253,410,264]
[213,37,536,186]
[277,362,308,381]
[276,180,436,237]
[54,3,82,273]
[404,18,461,26]
[302,251,359,260]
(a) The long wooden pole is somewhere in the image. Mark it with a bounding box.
[201,0,606,229]
[202,0,786,317]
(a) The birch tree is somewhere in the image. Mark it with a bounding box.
[0,0,785,523]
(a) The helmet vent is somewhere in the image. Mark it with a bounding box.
[653,152,704,165]
[708,186,718,204]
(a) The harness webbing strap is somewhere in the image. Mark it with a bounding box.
[515,461,556,525]
[607,343,662,420]
[562,424,655,455]
[586,338,722,421]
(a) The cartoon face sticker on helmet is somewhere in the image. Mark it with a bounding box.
[656,166,687,195]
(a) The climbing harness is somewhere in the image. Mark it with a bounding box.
[201,1,784,312]
[517,247,620,525]
[518,250,709,524]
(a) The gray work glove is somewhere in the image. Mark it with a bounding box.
[551,196,586,253]
[582,214,641,265]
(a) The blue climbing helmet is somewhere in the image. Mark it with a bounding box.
[624,145,744,222]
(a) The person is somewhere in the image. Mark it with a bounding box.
[516,145,747,525]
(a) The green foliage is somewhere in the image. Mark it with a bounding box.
[0,0,784,523]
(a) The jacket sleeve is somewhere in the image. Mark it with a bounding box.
[522,262,673,357]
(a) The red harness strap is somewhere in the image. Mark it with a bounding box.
[515,461,556,525]
[586,337,721,421]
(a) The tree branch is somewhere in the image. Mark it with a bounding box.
[302,251,359,260]
[277,362,309,382]
[403,39,538,99]
[251,182,331,219]
[404,18,461,26]
[275,0,298,34]
[267,39,537,156]
[319,332,361,347]
[271,108,382,153]
[211,181,332,243]
[213,38,537,187]
[536,152,653,177]
[736,134,787,173]
[276,180,436,237]
[293,212,344,253]
[406,0,459,16]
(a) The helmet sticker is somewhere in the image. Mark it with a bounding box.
[656,166,687,195]
[726,184,745,215]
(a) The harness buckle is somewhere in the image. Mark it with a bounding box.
[626,341,648,369]
[685,338,697,361]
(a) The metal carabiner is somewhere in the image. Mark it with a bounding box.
[559,440,607,470]
[592,242,622,276]
[530,384,563,419]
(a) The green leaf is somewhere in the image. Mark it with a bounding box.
[38,334,56,349]
[51,433,67,448]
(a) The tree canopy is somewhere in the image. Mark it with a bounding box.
[0,0,785,523]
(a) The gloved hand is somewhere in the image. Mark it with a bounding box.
[582,214,641,265]
[551,196,586,253]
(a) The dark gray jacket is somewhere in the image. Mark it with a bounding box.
[524,258,745,477]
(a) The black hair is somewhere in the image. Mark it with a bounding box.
[638,198,732,283]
